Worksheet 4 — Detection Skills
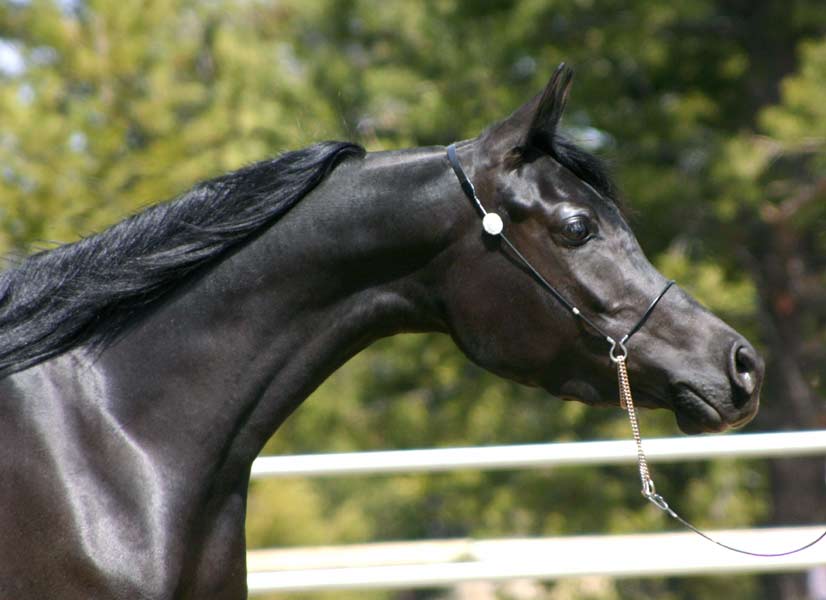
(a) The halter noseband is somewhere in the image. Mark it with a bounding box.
[446,143,674,358]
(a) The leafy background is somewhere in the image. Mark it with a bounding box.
[1,1,824,598]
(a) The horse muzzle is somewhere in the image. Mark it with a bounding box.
[673,337,763,434]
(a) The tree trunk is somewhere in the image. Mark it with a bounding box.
[749,206,826,599]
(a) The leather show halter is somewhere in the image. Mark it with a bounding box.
[447,144,674,362]
[447,143,826,557]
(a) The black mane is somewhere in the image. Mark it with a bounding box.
[503,134,621,211]
[548,134,618,203]
[0,141,365,378]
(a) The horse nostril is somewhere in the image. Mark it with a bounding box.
[729,341,761,399]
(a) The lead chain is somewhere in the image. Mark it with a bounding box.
[615,356,656,498]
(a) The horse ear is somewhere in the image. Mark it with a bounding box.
[484,63,574,162]
[523,63,574,150]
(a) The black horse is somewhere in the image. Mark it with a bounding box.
[0,66,762,598]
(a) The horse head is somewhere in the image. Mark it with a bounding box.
[441,65,763,434]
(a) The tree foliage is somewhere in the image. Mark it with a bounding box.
[1,2,824,599]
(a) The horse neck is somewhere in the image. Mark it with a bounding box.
[95,144,465,486]
[0,144,474,595]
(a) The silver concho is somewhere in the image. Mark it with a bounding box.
[482,212,504,236]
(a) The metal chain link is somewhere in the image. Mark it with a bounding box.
[614,355,655,497]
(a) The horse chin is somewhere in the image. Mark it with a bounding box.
[672,385,731,434]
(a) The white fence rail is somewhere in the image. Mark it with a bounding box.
[251,430,826,479]
[247,527,826,593]
[247,430,826,595]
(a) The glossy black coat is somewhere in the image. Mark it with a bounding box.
[0,67,762,598]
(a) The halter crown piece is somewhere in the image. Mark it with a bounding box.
[446,142,826,557]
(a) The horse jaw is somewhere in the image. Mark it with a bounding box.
[558,379,603,405]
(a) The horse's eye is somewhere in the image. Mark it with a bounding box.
[561,216,593,245]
